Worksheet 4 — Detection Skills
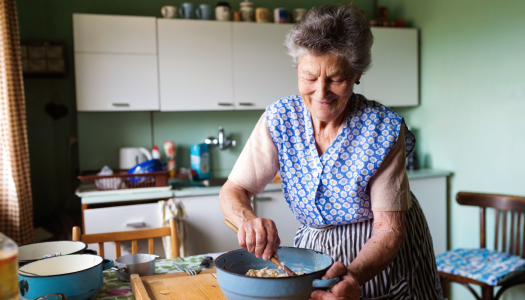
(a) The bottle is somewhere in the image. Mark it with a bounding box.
[0,232,18,300]
[152,145,161,160]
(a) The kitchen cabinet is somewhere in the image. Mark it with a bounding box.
[254,191,301,247]
[73,14,159,111]
[408,173,449,256]
[83,202,165,260]
[157,20,234,111]
[232,23,298,110]
[360,28,419,107]
[74,53,159,111]
[73,14,157,54]
[180,195,240,255]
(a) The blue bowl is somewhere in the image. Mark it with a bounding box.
[215,247,339,300]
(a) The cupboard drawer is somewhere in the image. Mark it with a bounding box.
[84,203,165,259]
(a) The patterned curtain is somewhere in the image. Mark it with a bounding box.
[0,0,34,245]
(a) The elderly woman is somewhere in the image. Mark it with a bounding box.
[220,5,442,299]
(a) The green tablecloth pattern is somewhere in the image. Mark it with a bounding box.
[93,254,216,300]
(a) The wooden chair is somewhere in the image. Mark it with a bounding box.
[73,218,179,258]
[439,192,525,300]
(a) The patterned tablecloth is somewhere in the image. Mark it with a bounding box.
[93,254,220,300]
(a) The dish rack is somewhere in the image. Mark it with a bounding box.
[78,169,169,191]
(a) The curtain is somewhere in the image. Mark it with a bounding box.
[0,0,34,245]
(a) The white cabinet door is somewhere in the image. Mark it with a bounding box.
[361,28,418,107]
[409,176,447,256]
[73,14,157,54]
[75,53,159,111]
[179,195,240,255]
[84,203,165,260]
[233,23,298,110]
[254,190,301,247]
[158,19,234,111]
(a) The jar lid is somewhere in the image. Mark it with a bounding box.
[240,1,253,7]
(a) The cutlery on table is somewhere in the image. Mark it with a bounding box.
[223,219,297,276]
[194,256,214,275]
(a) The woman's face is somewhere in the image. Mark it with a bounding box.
[298,54,361,123]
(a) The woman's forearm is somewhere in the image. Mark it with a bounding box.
[219,180,256,227]
[347,211,406,286]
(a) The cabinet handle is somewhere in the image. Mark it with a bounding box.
[217,102,233,106]
[126,222,145,228]
[112,103,130,107]
[238,102,254,106]
[256,197,272,201]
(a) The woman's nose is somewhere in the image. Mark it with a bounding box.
[315,80,329,99]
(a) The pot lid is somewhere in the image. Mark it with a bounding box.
[18,241,87,261]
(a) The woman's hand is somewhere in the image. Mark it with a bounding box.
[309,262,360,300]
[238,217,280,261]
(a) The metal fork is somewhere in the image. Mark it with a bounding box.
[173,260,197,275]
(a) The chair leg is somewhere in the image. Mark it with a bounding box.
[440,276,450,298]
[481,286,494,300]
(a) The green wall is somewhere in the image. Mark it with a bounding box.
[384,0,525,299]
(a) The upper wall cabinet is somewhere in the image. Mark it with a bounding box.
[73,14,159,111]
[233,23,298,110]
[158,20,234,111]
[73,14,157,54]
[360,28,419,107]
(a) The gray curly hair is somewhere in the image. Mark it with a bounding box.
[284,4,373,74]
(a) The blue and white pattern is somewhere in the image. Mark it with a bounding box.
[436,248,525,286]
[265,94,415,228]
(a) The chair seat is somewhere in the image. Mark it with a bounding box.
[436,248,525,286]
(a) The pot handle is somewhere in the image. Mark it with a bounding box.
[312,277,341,289]
[35,293,67,300]
[102,258,114,270]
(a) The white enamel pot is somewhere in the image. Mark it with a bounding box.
[18,241,96,266]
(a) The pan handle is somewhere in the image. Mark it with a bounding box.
[312,277,341,289]
[102,258,115,271]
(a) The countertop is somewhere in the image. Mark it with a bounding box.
[77,169,451,205]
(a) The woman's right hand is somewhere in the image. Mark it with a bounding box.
[238,217,281,261]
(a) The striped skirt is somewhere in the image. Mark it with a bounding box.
[294,193,444,299]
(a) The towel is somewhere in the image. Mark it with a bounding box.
[159,198,187,258]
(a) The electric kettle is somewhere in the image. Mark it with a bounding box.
[119,147,152,170]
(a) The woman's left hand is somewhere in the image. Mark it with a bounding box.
[309,262,360,300]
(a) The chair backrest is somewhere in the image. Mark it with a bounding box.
[457,192,525,257]
[72,218,179,258]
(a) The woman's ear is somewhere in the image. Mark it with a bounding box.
[354,74,362,83]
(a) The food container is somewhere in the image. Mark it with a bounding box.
[112,254,159,282]
[215,247,339,300]
[18,241,96,267]
[18,254,114,300]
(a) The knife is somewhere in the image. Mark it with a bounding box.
[195,256,214,274]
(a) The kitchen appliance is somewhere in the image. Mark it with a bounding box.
[113,254,159,282]
[18,241,95,266]
[18,254,113,300]
[119,147,152,170]
[215,247,339,300]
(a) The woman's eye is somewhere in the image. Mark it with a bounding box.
[303,78,316,82]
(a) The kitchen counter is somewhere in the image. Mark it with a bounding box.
[76,169,451,205]
[76,182,282,205]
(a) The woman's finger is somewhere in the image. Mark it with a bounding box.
[322,261,348,279]
[244,224,255,253]
[254,225,268,258]
[330,279,360,299]
[309,290,338,300]
[238,224,247,250]
[262,225,276,260]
